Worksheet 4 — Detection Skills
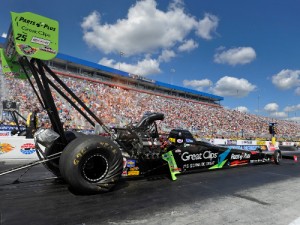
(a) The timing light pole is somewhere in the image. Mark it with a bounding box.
[119,51,124,70]
[257,95,260,115]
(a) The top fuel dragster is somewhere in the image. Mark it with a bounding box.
[0,11,293,195]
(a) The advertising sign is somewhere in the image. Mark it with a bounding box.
[2,100,17,111]
[0,137,38,160]
[10,11,59,60]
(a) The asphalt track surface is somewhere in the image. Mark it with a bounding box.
[1,157,300,225]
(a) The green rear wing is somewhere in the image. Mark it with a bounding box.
[1,12,59,79]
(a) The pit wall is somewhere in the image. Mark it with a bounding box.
[207,138,281,151]
[1,137,297,162]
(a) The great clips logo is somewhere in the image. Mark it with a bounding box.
[20,143,36,155]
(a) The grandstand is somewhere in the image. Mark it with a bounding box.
[1,37,300,141]
[0,37,223,106]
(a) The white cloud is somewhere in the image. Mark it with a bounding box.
[284,104,300,112]
[183,79,212,91]
[214,47,256,66]
[1,33,7,38]
[98,57,115,67]
[99,57,161,76]
[195,13,219,40]
[234,106,249,113]
[295,87,300,95]
[286,117,300,122]
[168,0,184,10]
[211,76,256,97]
[264,103,279,112]
[269,111,287,118]
[178,39,199,52]
[81,0,218,56]
[158,49,176,62]
[272,69,300,90]
[81,0,219,77]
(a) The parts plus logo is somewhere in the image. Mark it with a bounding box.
[20,143,36,155]
[0,143,15,154]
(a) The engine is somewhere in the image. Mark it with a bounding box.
[114,112,165,159]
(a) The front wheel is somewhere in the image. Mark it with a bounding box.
[274,150,282,165]
[59,135,123,194]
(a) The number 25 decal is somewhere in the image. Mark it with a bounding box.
[16,33,27,42]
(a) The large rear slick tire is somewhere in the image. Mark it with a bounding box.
[59,135,123,194]
[44,131,84,177]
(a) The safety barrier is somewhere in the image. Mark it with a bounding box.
[0,137,38,161]
[0,136,298,162]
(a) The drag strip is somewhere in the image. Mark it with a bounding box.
[1,159,300,225]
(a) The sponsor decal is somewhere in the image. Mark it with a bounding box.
[209,148,231,169]
[237,140,257,146]
[20,143,36,155]
[175,149,181,153]
[181,150,218,161]
[0,143,15,154]
[128,171,140,176]
[0,131,11,136]
[39,46,56,54]
[226,140,237,145]
[168,137,176,143]
[230,152,251,160]
[31,36,50,46]
[250,158,271,163]
[257,141,266,146]
[183,161,215,169]
[129,167,139,171]
[241,140,254,145]
[126,159,136,168]
[0,125,25,131]
[225,145,261,151]
[186,139,194,143]
[17,15,57,31]
[177,139,183,143]
[17,44,37,55]
[230,160,249,166]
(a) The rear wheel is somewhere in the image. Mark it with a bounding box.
[59,135,123,194]
[44,131,84,177]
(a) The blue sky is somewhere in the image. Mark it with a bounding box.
[1,0,300,120]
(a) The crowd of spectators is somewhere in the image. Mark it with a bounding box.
[1,70,300,141]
